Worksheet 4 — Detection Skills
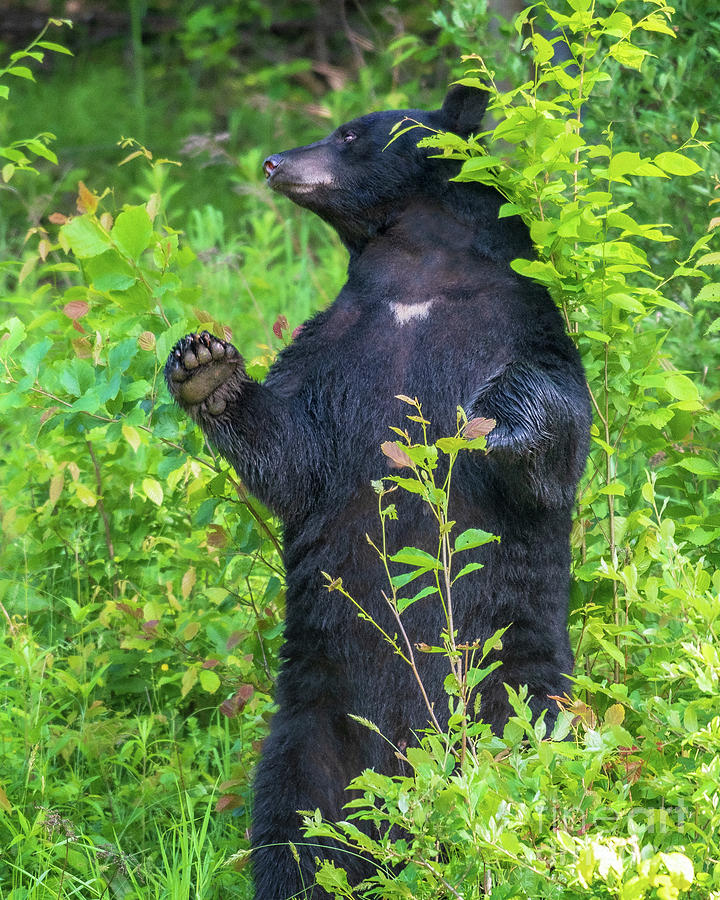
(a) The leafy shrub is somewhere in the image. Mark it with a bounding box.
[1,1,719,897]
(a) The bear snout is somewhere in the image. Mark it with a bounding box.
[263,155,283,179]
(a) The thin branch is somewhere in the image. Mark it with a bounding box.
[86,440,117,597]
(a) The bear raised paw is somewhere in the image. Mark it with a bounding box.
[165,84,591,900]
[165,331,243,417]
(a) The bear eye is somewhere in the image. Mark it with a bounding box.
[341,131,357,144]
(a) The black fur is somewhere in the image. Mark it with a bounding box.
[165,85,591,900]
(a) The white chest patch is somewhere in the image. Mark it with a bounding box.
[390,299,435,325]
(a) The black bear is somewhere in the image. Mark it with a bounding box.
[165,85,591,899]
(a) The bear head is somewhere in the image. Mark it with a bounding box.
[262,84,490,253]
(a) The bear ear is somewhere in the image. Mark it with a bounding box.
[437,83,489,138]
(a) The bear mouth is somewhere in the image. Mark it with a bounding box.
[266,175,328,196]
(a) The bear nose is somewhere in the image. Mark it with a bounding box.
[263,155,283,179]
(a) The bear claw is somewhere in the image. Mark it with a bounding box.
[165,331,241,410]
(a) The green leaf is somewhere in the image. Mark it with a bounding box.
[608,42,650,71]
[583,330,611,343]
[62,215,111,259]
[603,11,633,38]
[606,292,646,314]
[6,66,35,81]
[122,424,142,453]
[638,14,676,37]
[454,528,499,552]
[532,33,555,65]
[675,458,716,476]
[111,206,154,260]
[390,568,435,589]
[453,561,484,582]
[607,151,664,180]
[387,475,427,496]
[85,250,136,292]
[199,669,220,693]
[456,156,502,178]
[664,373,700,403]
[23,138,57,164]
[397,585,438,613]
[109,281,151,313]
[181,666,198,698]
[435,436,470,454]
[0,316,26,359]
[142,477,164,506]
[696,253,720,267]
[389,547,441,568]
[36,41,74,55]
[696,283,720,303]
[654,151,702,176]
[466,660,502,688]
[20,338,52,378]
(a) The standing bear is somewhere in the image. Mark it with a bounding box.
[165,84,591,899]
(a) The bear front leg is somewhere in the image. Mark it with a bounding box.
[165,331,330,518]
[468,360,590,508]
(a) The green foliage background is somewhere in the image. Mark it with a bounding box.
[0,1,719,897]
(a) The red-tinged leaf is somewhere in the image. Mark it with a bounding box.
[18,257,36,284]
[119,149,145,166]
[48,473,64,507]
[292,325,304,340]
[40,406,59,424]
[207,524,228,548]
[63,300,89,320]
[220,698,238,718]
[181,567,196,599]
[202,658,220,669]
[146,192,161,220]
[381,441,413,469]
[219,779,244,791]
[76,180,98,215]
[184,621,200,641]
[72,337,91,358]
[137,331,155,351]
[219,684,254,718]
[237,683,254,703]
[72,320,85,333]
[464,417,496,438]
[48,212,68,224]
[116,602,143,620]
[226,631,244,651]
[142,620,159,632]
[272,314,289,339]
[216,794,245,813]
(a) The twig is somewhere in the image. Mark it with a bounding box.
[86,440,117,596]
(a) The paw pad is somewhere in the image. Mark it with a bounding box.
[165,331,240,410]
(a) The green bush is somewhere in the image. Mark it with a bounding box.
[1,1,719,897]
